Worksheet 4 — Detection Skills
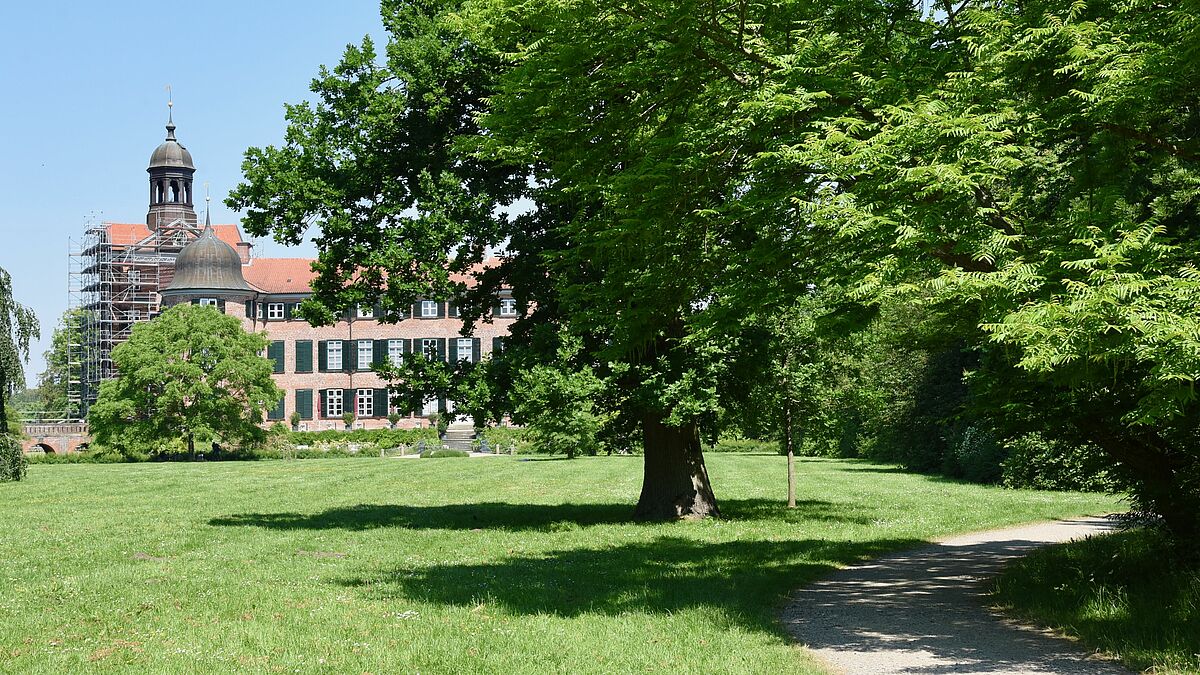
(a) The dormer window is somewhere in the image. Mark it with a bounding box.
[499,298,517,317]
[420,300,438,318]
[357,305,374,319]
[267,303,284,320]
[200,298,219,307]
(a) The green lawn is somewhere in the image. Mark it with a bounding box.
[0,455,1118,674]
[991,528,1200,674]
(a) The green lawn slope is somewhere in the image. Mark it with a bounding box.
[0,455,1118,673]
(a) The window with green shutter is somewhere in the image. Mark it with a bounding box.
[267,396,285,421]
[295,389,313,420]
[295,340,313,373]
[268,340,285,374]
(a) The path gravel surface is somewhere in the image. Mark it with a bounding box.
[782,516,1130,675]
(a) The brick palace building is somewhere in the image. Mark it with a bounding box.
[74,112,514,430]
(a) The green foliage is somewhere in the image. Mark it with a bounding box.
[87,304,283,459]
[992,528,1200,673]
[0,266,38,432]
[0,433,26,481]
[1001,433,1115,493]
[478,425,531,454]
[422,448,469,458]
[704,437,776,454]
[31,308,88,418]
[511,335,609,458]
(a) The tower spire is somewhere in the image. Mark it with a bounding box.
[204,183,213,230]
[166,95,176,141]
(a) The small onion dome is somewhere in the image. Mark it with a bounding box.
[148,120,194,170]
[164,226,252,294]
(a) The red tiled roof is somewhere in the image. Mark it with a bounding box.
[242,257,318,294]
[104,222,246,248]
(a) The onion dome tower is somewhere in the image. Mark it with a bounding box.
[146,102,198,230]
[161,199,254,307]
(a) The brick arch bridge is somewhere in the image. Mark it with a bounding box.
[21,423,91,455]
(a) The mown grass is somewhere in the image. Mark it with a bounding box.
[991,528,1200,674]
[0,455,1118,673]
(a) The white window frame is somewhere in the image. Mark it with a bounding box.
[256,303,264,319]
[292,302,303,316]
[388,339,404,366]
[327,341,343,371]
[357,340,373,370]
[357,305,374,319]
[456,337,473,362]
[267,303,285,320]
[199,298,218,307]
[420,300,438,318]
[421,397,439,416]
[420,338,439,360]
[357,388,373,418]
[499,298,517,316]
[326,389,343,418]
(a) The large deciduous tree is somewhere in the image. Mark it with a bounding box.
[88,304,282,457]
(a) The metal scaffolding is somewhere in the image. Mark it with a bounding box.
[66,216,203,417]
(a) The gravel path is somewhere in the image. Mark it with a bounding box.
[782,516,1130,675]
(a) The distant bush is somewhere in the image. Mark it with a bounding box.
[704,437,777,453]
[479,426,533,454]
[423,448,469,458]
[945,425,1006,484]
[0,434,26,481]
[25,446,133,464]
[1001,433,1115,492]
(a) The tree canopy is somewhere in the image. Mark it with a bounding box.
[231,0,1200,537]
[88,304,282,457]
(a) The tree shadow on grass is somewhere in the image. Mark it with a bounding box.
[207,498,874,532]
[335,535,921,630]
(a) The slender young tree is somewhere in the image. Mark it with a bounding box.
[0,267,39,434]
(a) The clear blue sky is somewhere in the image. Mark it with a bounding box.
[0,2,387,384]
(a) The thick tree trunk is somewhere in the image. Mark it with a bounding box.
[187,432,195,460]
[634,412,720,520]
[1085,417,1199,548]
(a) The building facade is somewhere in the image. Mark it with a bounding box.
[70,113,514,429]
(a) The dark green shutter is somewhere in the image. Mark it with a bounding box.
[217,299,226,313]
[318,340,328,372]
[436,338,447,362]
[296,340,313,373]
[344,389,356,417]
[448,303,459,318]
[472,337,481,363]
[412,301,422,317]
[373,339,388,368]
[268,340,285,374]
[191,298,200,305]
[318,389,327,418]
[245,301,253,318]
[283,303,293,320]
[493,297,502,316]
[492,336,504,354]
[268,396,285,421]
[342,340,352,372]
[373,389,388,418]
[296,389,313,420]
[436,302,446,319]
[448,338,458,362]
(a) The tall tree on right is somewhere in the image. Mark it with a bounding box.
[768,0,1200,544]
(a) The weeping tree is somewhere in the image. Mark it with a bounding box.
[0,266,37,481]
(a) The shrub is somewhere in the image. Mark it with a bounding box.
[0,434,26,481]
[704,437,776,453]
[945,424,1006,484]
[423,448,469,458]
[479,426,534,454]
[1001,432,1115,492]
